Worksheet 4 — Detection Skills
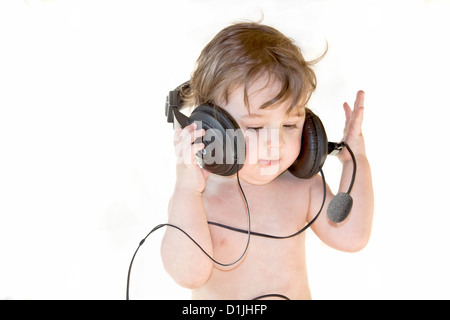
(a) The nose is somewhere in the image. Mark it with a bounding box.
[267,128,284,149]
[261,128,284,155]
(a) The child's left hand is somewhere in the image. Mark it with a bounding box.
[338,90,367,162]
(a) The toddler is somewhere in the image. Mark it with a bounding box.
[160,22,374,300]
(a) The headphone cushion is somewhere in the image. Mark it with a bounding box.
[288,108,328,179]
[189,104,245,176]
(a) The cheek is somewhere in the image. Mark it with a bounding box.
[283,133,302,163]
[243,132,259,164]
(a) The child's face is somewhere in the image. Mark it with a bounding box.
[219,76,305,185]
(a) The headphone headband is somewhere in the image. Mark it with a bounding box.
[165,81,190,124]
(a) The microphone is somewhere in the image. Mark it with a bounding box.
[327,192,353,223]
[326,142,357,223]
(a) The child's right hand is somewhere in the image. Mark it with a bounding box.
[173,122,210,193]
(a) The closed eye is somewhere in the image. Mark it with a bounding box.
[283,124,298,129]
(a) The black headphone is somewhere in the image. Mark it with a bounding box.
[165,81,340,179]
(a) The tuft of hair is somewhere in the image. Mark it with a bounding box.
[183,22,326,114]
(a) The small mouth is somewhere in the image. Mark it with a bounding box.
[258,159,280,167]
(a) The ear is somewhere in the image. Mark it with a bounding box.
[288,108,328,179]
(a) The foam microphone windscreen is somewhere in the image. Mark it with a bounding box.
[327,192,353,223]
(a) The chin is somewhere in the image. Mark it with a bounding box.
[238,163,287,185]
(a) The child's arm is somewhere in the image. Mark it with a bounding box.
[309,91,374,252]
[160,123,214,288]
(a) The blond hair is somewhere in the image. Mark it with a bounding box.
[183,22,324,114]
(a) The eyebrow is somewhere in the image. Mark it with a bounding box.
[241,113,265,119]
[240,110,305,120]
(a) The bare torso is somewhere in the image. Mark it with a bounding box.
[192,171,313,300]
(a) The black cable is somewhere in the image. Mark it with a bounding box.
[253,294,290,300]
[127,167,327,300]
[126,170,251,300]
[340,141,357,194]
[208,168,326,239]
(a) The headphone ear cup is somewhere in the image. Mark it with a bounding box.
[289,108,328,179]
[188,104,245,176]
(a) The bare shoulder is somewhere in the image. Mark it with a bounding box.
[278,171,329,219]
[267,171,315,214]
[203,171,315,231]
[276,170,316,193]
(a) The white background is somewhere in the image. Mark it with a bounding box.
[1,0,449,300]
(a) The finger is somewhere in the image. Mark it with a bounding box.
[178,123,198,144]
[192,142,205,154]
[182,128,206,145]
[173,127,183,146]
[354,90,365,110]
[343,102,352,121]
[353,105,364,129]
[182,122,197,133]
[354,91,365,127]
[181,141,194,166]
[189,143,205,166]
[174,127,182,138]
[192,128,206,143]
[174,125,195,161]
[182,141,205,166]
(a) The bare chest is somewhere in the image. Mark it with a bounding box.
[198,179,312,299]
[203,179,309,240]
